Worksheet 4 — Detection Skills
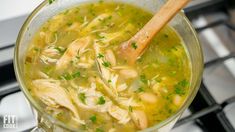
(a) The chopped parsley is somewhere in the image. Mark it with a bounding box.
[108,80,112,83]
[140,75,148,84]
[66,22,73,26]
[96,128,104,132]
[59,71,80,80]
[102,61,111,67]
[164,34,169,38]
[129,106,133,112]
[60,73,73,80]
[135,87,144,93]
[131,42,138,49]
[97,96,105,105]
[170,71,177,76]
[174,79,189,95]
[97,53,104,58]
[96,33,105,39]
[89,115,97,123]
[76,55,80,59]
[33,47,40,52]
[80,124,88,130]
[79,93,86,104]
[54,47,66,54]
[107,16,112,20]
[48,0,55,4]
[72,71,81,78]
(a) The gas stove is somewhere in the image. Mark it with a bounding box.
[0,0,235,132]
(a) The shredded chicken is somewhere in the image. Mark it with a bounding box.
[94,43,119,97]
[37,71,49,79]
[130,110,148,130]
[96,77,118,99]
[69,85,112,113]
[42,45,63,58]
[40,55,58,64]
[105,49,116,66]
[68,82,131,124]
[116,83,128,92]
[97,24,135,44]
[39,45,65,65]
[118,97,141,107]
[81,13,112,34]
[108,105,130,124]
[56,36,91,71]
[32,79,84,124]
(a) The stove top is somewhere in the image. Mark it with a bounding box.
[0,0,235,132]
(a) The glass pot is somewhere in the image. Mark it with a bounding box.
[14,0,204,131]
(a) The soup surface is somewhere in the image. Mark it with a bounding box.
[24,2,191,131]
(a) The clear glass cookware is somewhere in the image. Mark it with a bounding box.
[14,0,203,131]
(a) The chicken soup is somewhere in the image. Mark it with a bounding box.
[24,2,191,131]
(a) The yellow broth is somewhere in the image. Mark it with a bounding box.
[24,2,191,131]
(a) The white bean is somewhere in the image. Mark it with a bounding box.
[139,92,158,104]
[173,94,182,106]
[119,69,138,79]
[152,83,168,95]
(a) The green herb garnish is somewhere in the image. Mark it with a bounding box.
[72,71,81,78]
[102,61,111,67]
[48,0,55,4]
[54,47,66,54]
[60,73,73,80]
[107,16,112,20]
[67,22,73,26]
[96,128,104,132]
[129,106,133,112]
[97,53,104,58]
[164,34,169,38]
[33,47,40,52]
[97,96,105,105]
[89,115,97,123]
[80,124,88,130]
[131,42,138,49]
[140,75,148,84]
[174,79,189,95]
[79,93,86,104]
[96,33,105,39]
[76,55,80,59]
[59,71,80,80]
[135,87,144,93]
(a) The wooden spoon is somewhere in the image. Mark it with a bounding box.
[118,0,191,64]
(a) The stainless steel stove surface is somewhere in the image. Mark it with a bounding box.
[1,0,235,132]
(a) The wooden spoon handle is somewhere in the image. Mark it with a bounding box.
[120,0,190,63]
